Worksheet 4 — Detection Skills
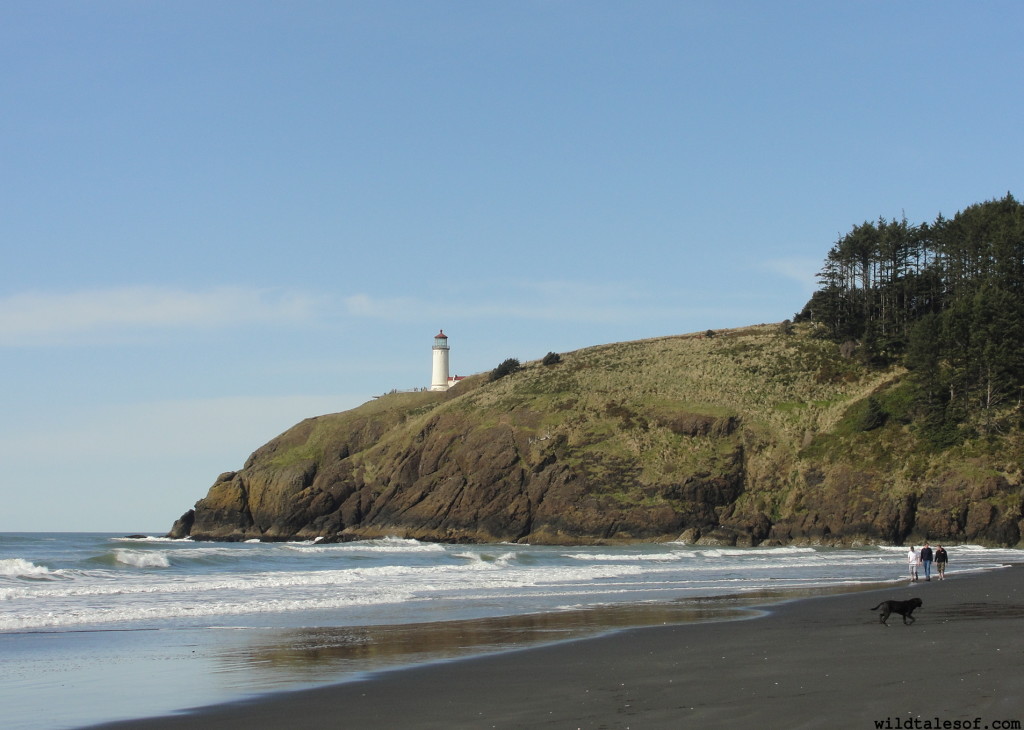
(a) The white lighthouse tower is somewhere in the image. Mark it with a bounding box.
[430,329,451,391]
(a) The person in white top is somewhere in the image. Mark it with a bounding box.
[907,545,921,582]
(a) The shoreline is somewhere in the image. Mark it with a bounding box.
[83,564,1024,729]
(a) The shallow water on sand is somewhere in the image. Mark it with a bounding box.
[4,586,880,730]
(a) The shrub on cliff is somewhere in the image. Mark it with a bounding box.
[859,396,888,431]
[490,358,522,381]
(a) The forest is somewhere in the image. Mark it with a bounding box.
[797,193,1024,446]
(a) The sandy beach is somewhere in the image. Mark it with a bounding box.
[85,565,1024,730]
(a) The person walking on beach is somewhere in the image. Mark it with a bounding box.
[934,545,948,579]
[920,543,934,581]
[907,546,920,582]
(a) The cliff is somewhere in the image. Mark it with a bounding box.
[168,324,1024,547]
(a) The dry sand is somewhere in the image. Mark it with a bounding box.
[85,564,1024,729]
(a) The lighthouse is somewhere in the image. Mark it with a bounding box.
[430,329,450,391]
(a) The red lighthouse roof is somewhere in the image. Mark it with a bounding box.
[435,330,447,338]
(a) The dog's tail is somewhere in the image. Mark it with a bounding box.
[869,603,884,611]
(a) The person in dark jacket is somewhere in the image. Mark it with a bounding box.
[934,545,948,580]
[920,543,934,581]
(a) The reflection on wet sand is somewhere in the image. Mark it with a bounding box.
[211,582,892,694]
[933,601,1024,620]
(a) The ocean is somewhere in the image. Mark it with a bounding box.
[2,532,1021,729]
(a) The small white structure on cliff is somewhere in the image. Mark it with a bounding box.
[430,329,464,391]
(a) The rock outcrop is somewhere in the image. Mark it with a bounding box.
[168,325,1024,547]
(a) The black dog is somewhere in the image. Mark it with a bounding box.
[870,598,923,625]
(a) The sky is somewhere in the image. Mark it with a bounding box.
[2,1,1022,532]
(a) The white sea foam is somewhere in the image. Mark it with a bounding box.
[568,552,676,562]
[343,538,448,554]
[113,550,171,568]
[163,545,259,560]
[755,546,817,554]
[280,539,447,555]
[0,585,419,631]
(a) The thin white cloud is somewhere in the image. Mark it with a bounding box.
[344,293,423,319]
[343,280,656,324]
[0,394,362,463]
[2,280,684,346]
[0,286,320,346]
[760,257,821,294]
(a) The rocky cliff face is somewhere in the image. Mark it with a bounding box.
[168,326,1024,547]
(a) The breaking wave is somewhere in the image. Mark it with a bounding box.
[0,558,59,580]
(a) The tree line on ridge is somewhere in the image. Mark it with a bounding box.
[797,193,1024,446]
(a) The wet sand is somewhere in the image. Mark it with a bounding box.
[85,565,1024,729]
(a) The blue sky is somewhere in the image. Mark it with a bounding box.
[2,2,1022,532]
